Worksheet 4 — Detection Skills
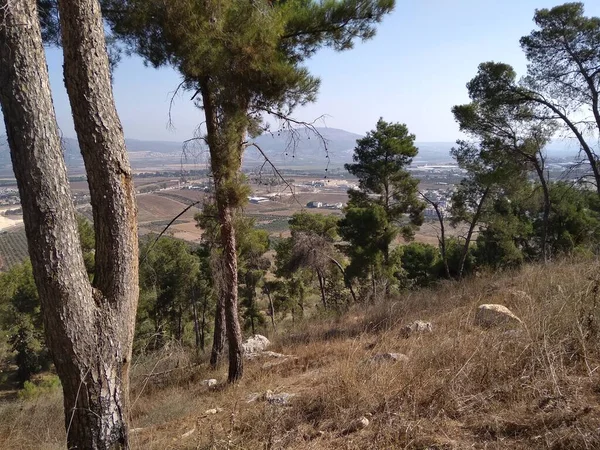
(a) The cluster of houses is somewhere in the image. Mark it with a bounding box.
[306,201,344,210]
[422,187,454,219]
[0,187,20,207]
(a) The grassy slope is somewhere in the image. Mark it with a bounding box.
[1,260,600,449]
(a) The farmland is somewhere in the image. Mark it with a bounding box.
[0,228,28,270]
[0,172,462,271]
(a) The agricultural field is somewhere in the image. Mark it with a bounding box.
[0,228,28,270]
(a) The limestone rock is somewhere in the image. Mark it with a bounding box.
[475,304,522,328]
[242,334,270,354]
[342,416,370,435]
[201,379,217,387]
[265,390,295,405]
[247,390,296,405]
[401,320,433,338]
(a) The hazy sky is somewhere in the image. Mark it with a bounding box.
[5,0,600,143]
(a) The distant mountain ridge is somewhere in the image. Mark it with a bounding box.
[0,127,587,174]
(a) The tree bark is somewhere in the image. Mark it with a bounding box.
[0,0,138,448]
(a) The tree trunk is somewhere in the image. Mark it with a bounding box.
[0,0,138,448]
[265,288,277,332]
[218,205,244,382]
[200,79,246,383]
[327,256,357,304]
[459,186,490,278]
[210,293,226,369]
[531,159,550,263]
[316,269,327,309]
[200,298,207,352]
[191,291,201,353]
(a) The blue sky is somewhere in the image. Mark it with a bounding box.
[6,1,600,143]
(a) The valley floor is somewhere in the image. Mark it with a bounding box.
[1,260,600,449]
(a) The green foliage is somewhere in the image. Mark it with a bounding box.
[18,375,61,401]
[339,119,423,296]
[138,236,200,345]
[399,242,439,287]
[520,2,600,113]
[77,216,96,276]
[345,118,424,239]
[289,211,338,241]
[0,261,49,383]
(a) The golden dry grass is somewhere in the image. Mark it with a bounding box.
[1,259,600,449]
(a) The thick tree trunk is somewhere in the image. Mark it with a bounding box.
[57,0,139,447]
[218,205,244,382]
[0,0,138,448]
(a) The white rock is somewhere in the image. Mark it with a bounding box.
[475,304,522,328]
[245,350,291,360]
[201,379,217,387]
[266,390,296,405]
[247,390,296,405]
[343,416,370,435]
[242,334,270,354]
[401,320,433,338]
[204,408,222,415]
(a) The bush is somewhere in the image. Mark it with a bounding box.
[18,375,61,401]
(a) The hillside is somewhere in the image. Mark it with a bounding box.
[1,259,599,449]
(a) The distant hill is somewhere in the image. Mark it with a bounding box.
[0,128,588,176]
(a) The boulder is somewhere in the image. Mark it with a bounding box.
[201,379,217,387]
[369,353,408,363]
[401,320,433,338]
[242,334,270,354]
[475,304,522,328]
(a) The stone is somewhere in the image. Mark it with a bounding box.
[401,320,433,338]
[204,408,222,415]
[247,390,296,405]
[266,390,296,405]
[369,353,409,363]
[475,304,522,328]
[342,416,370,435]
[242,334,271,354]
[201,379,217,387]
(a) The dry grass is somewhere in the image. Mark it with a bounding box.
[1,259,600,449]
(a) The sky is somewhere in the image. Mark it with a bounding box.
[4,0,600,143]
